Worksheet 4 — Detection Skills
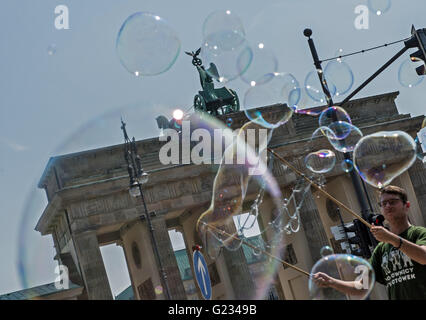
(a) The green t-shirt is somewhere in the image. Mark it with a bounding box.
[369,225,426,300]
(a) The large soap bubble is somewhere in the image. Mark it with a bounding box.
[202,9,245,40]
[16,100,182,293]
[324,60,354,97]
[304,70,336,103]
[353,131,417,188]
[201,31,253,83]
[309,254,375,300]
[194,117,286,299]
[240,43,279,85]
[116,12,181,76]
[398,58,424,88]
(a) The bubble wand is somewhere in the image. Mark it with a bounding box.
[199,221,310,277]
[267,148,371,228]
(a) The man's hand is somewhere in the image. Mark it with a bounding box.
[312,272,335,288]
[370,225,398,246]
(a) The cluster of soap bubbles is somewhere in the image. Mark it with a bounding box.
[38,6,423,301]
[303,106,363,175]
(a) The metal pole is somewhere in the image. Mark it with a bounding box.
[338,46,409,107]
[137,183,172,300]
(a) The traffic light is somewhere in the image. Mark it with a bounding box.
[368,213,385,227]
[343,219,372,258]
[404,25,426,76]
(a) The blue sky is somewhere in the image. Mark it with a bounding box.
[1,0,425,296]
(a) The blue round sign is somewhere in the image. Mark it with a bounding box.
[192,250,212,300]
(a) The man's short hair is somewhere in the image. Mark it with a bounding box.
[379,185,408,203]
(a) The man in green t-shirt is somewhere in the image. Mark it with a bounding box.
[313,185,426,299]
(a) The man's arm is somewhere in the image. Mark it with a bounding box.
[312,272,367,296]
[370,226,426,265]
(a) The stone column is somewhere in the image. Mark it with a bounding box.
[299,190,329,263]
[408,161,426,225]
[151,216,187,300]
[73,230,113,300]
[221,223,256,300]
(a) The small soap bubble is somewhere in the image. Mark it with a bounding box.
[326,122,363,153]
[320,246,334,257]
[305,149,336,174]
[341,159,354,172]
[155,285,163,295]
[47,44,57,56]
[368,0,391,15]
[226,117,233,127]
[319,106,352,129]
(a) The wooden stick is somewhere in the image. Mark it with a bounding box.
[267,148,371,228]
[200,221,311,277]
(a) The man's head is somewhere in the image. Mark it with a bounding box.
[379,185,410,224]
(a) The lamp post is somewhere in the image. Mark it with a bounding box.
[121,119,171,300]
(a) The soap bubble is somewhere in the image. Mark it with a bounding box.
[353,131,417,188]
[202,10,245,40]
[368,0,391,15]
[304,70,336,103]
[240,43,279,85]
[305,149,336,174]
[341,159,354,172]
[201,31,253,83]
[309,254,375,300]
[116,12,181,76]
[16,100,186,291]
[415,137,426,162]
[243,72,299,128]
[155,285,163,295]
[334,48,345,63]
[319,106,352,129]
[226,117,233,127]
[324,60,354,96]
[320,246,334,257]
[398,58,424,88]
[326,122,363,153]
[47,44,57,56]
[195,118,286,299]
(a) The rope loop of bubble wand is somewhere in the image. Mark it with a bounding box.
[267,148,371,228]
[199,221,310,277]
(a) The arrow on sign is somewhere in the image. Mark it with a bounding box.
[197,257,208,295]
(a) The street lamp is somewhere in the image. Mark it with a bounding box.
[120,119,171,300]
